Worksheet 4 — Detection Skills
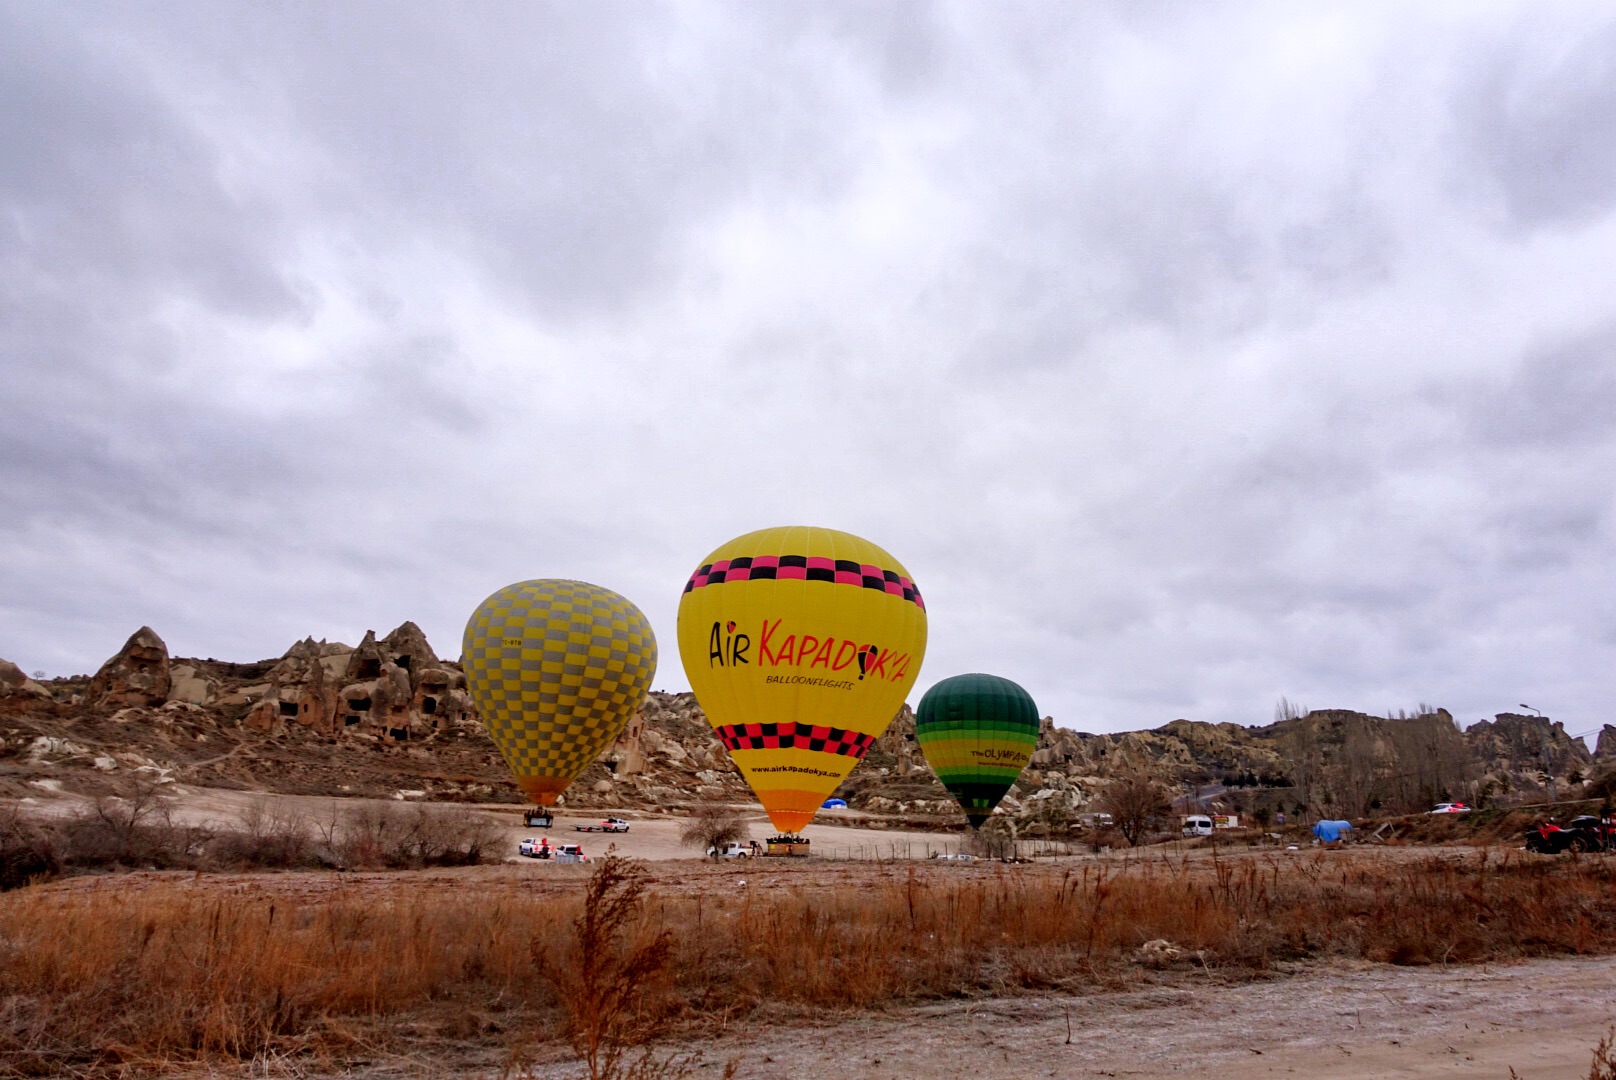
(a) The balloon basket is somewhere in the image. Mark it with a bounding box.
[762,835,812,858]
[522,810,554,829]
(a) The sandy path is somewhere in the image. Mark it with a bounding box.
[596,955,1615,1080]
[10,784,985,862]
[492,806,979,862]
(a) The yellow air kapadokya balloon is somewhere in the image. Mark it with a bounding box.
[677,526,927,834]
[462,580,657,807]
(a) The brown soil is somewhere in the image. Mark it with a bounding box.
[636,954,1616,1080]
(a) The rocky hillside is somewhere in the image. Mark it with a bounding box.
[3,627,1611,826]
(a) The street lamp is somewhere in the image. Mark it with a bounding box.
[1522,705,1554,803]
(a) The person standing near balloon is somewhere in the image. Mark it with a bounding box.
[677,525,928,837]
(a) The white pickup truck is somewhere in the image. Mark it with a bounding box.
[574,817,630,833]
[707,842,750,858]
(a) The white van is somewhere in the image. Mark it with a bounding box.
[1181,815,1214,837]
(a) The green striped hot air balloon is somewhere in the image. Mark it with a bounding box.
[914,673,1040,828]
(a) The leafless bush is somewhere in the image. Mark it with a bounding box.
[1591,1027,1616,1080]
[678,804,748,860]
[210,799,323,869]
[0,805,59,890]
[969,817,1018,860]
[7,794,503,879]
[336,802,502,868]
[1097,771,1171,846]
[55,779,210,870]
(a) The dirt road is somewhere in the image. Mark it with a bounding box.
[13,783,985,862]
[577,955,1615,1080]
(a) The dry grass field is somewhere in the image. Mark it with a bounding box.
[5,842,1616,1077]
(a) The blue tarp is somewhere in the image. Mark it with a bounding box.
[1312,819,1353,843]
[822,798,848,809]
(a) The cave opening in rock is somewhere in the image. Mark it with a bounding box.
[357,658,381,679]
[278,701,298,717]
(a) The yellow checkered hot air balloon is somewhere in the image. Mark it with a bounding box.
[677,526,927,835]
[462,580,656,807]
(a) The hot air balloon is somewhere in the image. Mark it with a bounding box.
[914,673,1040,828]
[677,526,927,835]
[463,580,656,807]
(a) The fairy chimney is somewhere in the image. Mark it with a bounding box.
[87,627,171,709]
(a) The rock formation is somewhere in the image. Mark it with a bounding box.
[0,658,50,699]
[1465,713,1593,777]
[1595,725,1616,763]
[86,627,170,709]
[8,621,1611,819]
[239,623,474,741]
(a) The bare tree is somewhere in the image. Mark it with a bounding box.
[1097,771,1171,847]
[1276,700,1317,818]
[1383,706,1473,814]
[679,803,749,859]
[1329,721,1381,818]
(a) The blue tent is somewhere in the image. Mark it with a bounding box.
[821,798,848,809]
[1312,819,1353,843]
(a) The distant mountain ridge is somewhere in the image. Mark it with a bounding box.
[2,626,1609,825]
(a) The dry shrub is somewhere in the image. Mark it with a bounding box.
[333,801,502,869]
[0,882,561,1073]
[0,806,59,891]
[535,855,709,1080]
[678,804,749,860]
[9,792,505,880]
[54,782,212,871]
[7,849,1616,1073]
[1589,1026,1616,1080]
[210,798,325,869]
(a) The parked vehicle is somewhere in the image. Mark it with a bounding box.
[1181,815,1214,837]
[575,817,630,833]
[1567,815,1616,849]
[554,843,588,863]
[1526,816,1614,854]
[707,842,750,858]
[1429,802,1472,814]
[518,838,552,859]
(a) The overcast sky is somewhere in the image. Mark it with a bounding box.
[3,2,1614,737]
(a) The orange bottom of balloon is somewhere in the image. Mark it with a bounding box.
[759,796,823,835]
[515,775,570,806]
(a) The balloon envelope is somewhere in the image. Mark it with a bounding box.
[914,673,1040,828]
[463,580,657,806]
[677,526,927,833]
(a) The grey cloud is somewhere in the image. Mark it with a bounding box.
[95,3,886,325]
[4,3,1616,736]
[0,7,300,324]
[1461,325,1616,450]
[1455,17,1616,228]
